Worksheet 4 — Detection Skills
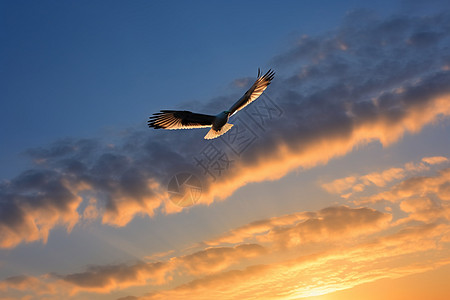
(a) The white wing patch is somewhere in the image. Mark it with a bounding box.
[204,123,234,139]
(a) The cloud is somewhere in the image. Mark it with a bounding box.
[58,261,171,294]
[0,262,173,297]
[206,211,313,246]
[322,156,449,197]
[0,275,53,295]
[0,169,83,248]
[422,156,449,165]
[399,197,450,222]
[361,168,405,187]
[322,176,357,194]
[265,206,391,248]
[361,167,450,204]
[173,244,266,275]
[208,206,391,249]
[2,11,450,248]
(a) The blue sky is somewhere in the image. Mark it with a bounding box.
[2,1,450,300]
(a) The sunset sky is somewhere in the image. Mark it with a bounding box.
[2,1,450,299]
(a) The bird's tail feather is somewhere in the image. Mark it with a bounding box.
[204,123,233,140]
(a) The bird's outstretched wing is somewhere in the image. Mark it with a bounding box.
[228,69,275,116]
[148,110,215,130]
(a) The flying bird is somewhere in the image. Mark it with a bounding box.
[148,69,275,139]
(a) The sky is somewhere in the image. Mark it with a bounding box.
[2,0,450,299]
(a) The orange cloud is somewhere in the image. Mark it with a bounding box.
[361,168,405,187]
[399,198,450,223]
[322,176,357,194]
[173,244,266,275]
[264,206,392,249]
[422,156,449,165]
[59,261,171,295]
[322,156,448,198]
[208,206,391,248]
[361,167,450,204]
[206,211,313,246]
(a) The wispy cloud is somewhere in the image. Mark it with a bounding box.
[322,156,449,197]
[207,206,391,248]
[360,167,450,204]
[173,244,266,275]
[58,261,171,294]
[422,156,449,165]
[2,11,450,249]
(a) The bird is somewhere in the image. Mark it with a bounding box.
[148,69,275,139]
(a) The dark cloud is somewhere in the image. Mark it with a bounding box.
[276,12,450,97]
[0,169,81,248]
[2,11,450,248]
